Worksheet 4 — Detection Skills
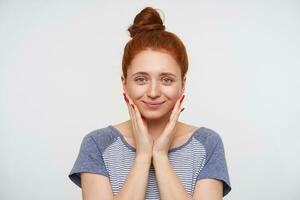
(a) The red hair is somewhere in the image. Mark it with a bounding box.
[122,7,189,80]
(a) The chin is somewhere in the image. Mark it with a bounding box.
[139,109,170,120]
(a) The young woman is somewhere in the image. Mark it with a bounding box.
[69,7,231,200]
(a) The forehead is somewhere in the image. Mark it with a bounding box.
[128,49,181,76]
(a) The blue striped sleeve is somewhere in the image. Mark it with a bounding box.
[196,128,232,197]
[68,133,109,188]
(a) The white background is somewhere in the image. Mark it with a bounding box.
[1,0,299,199]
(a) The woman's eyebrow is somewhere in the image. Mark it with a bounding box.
[160,72,176,77]
[131,72,177,77]
[131,72,148,77]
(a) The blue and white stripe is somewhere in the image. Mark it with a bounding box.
[103,128,206,199]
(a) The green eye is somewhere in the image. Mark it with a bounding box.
[162,78,173,84]
[135,77,147,84]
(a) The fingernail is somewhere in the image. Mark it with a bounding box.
[180,107,185,112]
[180,95,185,104]
[123,92,128,103]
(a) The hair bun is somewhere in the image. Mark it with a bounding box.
[128,7,165,38]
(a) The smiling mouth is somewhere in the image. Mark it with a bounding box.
[143,101,165,109]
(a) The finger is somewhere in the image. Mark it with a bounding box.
[169,100,180,120]
[168,103,184,131]
[170,95,184,121]
[169,107,184,131]
[127,98,144,131]
[123,92,149,135]
[124,92,139,133]
[123,92,133,122]
[123,92,137,129]
[175,106,185,121]
[170,95,184,120]
[123,92,135,110]
[179,94,185,105]
[134,105,146,129]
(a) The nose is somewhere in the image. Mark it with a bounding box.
[147,81,161,98]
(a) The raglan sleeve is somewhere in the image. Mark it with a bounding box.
[196,131,232,197]
[68,134,109,188]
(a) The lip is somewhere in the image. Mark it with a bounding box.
[143,101,165,109]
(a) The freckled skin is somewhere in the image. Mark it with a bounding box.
[122,49,185,120]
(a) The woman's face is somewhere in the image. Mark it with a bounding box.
[122,49,185,120]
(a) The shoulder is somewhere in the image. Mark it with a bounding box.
[82,125,119,153]
[193,127,225,152]
[177,122,222,142]
[194,127,223,143]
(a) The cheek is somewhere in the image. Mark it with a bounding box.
[126,85,146,99]
[161,86,181,99]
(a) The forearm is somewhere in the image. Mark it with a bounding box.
[153,153,193,200]
[114,154,151,200]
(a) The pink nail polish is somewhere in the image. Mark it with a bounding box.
[123,93,129,103]
[123,96,128,103]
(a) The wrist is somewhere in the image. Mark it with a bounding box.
[136,153,152,163]
[153,150,168,158]
[153,152,169,165]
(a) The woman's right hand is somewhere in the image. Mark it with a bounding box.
[123,92,154,159]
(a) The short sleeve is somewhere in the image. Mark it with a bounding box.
[196,133,232,197]
[68,134,109,188]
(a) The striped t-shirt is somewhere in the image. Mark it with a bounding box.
[68,125,231,199]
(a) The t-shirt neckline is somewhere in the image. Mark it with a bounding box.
[108,125,205,153]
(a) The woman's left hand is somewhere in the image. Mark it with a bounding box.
[152,94,185,157]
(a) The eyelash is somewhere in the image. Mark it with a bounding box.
[162,78,174,84]
[134,77,174,84]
